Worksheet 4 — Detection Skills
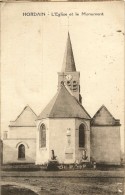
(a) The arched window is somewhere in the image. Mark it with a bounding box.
[39,124,46,148]
[79,124,85,148]
[18,144,25,159]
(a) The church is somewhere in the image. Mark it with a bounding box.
[2,33,121,165]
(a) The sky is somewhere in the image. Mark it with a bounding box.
[1,2,124,151]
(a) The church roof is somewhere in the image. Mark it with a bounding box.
[61,32,76,72]
[9,105,37,127]
[37,84,91,120]
[91,105,120,126]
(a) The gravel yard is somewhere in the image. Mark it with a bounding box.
[1,167,125,195]
[1,176,124,195]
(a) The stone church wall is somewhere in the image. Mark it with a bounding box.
[3,125,37,164]
[36,118,92,164]
[8,127,36,139]
[75,119,90,162]
[3,139,36,164]
[90,126,121,165]
[49,118,75,164]
[35,119,49,164]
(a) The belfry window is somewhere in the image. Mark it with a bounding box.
[79,124,85,148]
[18,144,25,159]
[73,80,77,91]
[67,81,71,86]
[39,124,46,148]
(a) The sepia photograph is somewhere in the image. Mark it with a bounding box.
[0,1,124,194]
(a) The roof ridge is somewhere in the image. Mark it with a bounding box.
[64,82,74,96]
[49,84,75,116]
[37,84,91,120]
[27,105,37,117]
[48,90,61,117]
[13,105,37,122]
[51,85,91,119]
[92,105,116,120]
[71,94,91,119]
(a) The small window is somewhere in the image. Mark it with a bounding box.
[18,144,25,159]
[79,124,85,148]
[39,124,46,148]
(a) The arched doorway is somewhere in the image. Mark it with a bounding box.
[18,144,25,159]
[79,124,85,148]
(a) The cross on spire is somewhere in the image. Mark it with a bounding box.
[63,16,72,31]
[67,17,71,30]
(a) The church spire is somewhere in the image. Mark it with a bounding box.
[58,32,81,103]
[61,32,76,72]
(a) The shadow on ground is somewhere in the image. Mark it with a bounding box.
[1,185,38,195]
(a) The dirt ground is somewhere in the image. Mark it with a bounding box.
[1,168,125,195]
[1,185,38,195]
[1,177,125,195]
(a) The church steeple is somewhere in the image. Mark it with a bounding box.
[61,32,76,72]
[58,33,82,103]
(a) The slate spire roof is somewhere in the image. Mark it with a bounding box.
[61,32,76,72]
[37,84,91,120]
[91,105,120,126]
